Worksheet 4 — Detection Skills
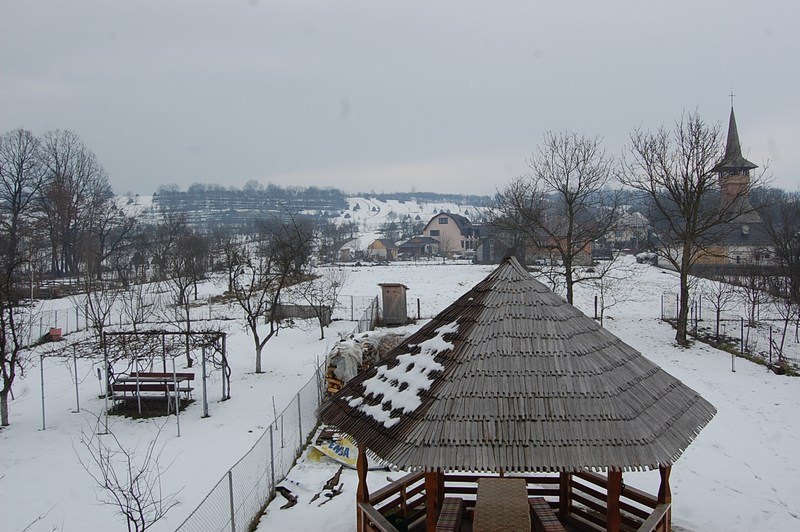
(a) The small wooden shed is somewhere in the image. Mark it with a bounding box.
[379,283,408,326]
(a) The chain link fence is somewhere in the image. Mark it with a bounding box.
[175,296,379,532]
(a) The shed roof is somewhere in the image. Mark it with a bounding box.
[319,257,716,473]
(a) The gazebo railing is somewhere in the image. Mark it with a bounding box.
[358,471,670,532]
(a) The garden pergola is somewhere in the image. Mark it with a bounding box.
[320,257,716,531]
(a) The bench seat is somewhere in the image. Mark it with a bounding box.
[436,497,466,532]
[529,497,566,532]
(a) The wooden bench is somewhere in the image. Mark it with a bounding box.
[529,497,566,532]
[129,372,195,381]
[112,383,195,394]
[436,497,466,532]
[112,372,195,399]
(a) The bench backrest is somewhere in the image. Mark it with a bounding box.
[129,372,195,380]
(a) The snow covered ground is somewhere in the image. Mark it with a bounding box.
[2,258,799,531]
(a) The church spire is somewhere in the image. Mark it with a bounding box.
[713,107,758,174]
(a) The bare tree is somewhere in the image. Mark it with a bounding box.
[76,422,179,532]
[82,198,138,285]
[620,111,765,345]
[589,254,640,326]
[232,214,315,373]
[0,129,45,426]
[39,129,113,275]
[761,191,800,359]
[491,131,618,303]
[211,226,246,293]
[700,274,737,345]
[735,260,768,328]
[161,227,210,368]
[120,282,162,334]
[76,264,118,348]
[292,267,348,340]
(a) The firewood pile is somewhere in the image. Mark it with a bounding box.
[325,331,406,395]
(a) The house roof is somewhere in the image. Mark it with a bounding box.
[423,213,475,236]
[319,257,716,473]
[398,236,439,249]
[370,239,398,250]
[713,107,758,173]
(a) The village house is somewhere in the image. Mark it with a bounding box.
[366,239,398,261]
[421,213,481,258]
[607,210,650,251]
[397,236,439,258]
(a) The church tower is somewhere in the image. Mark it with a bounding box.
[712,107,758,207]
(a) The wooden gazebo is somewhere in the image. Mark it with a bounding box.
[320,257,716,531]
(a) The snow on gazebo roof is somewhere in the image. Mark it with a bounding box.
[319,257,716,473]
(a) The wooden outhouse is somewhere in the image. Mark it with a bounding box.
[379,283,408,326]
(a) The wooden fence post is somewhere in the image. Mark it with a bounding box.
[606,470,622,532]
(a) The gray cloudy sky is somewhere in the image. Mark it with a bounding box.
[1,1,797,195]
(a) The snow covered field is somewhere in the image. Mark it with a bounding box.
[2,258,799,531]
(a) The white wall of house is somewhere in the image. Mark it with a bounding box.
[422,214,478,256]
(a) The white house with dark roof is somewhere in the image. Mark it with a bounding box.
[421,212,480,257]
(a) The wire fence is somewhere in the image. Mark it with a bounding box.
[660,292,800,370]
[175,296,379,532]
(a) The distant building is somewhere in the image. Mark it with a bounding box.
[367,239,398,261]
[398,236,440,257]
[608,211,650,251]
[421,213,481,258]
[694,107,771,269]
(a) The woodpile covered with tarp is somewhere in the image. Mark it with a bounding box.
[325,331,406,395]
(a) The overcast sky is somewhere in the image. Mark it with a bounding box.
[1,1,797,196]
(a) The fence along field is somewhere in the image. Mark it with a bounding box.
[174,297,378,532]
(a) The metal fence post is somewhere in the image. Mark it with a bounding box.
[740,317,745,355]
[40,354,46,430]
[269,424,275,494]
[297,392,303,446]
[228,469,236,532]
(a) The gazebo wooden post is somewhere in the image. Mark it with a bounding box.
[424,468,444,531]
[658,465,672,531]
[606,469,622,532]
[559,471,572,517]
[356,445,369,532]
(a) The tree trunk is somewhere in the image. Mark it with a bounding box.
[564,257,574,304]
[676,270,690,345]
[255,341,263,374]
[1,388,9,426]
[184,308,193,368]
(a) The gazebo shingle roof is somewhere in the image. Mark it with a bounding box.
[319,257,716,473]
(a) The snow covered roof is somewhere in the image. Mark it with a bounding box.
[319,256,716,473]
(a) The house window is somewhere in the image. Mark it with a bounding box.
[439,217,449,224]
[430,230,440,237]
